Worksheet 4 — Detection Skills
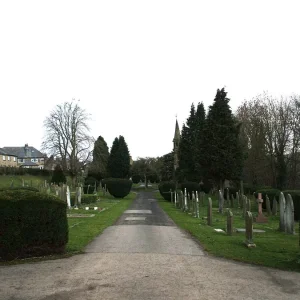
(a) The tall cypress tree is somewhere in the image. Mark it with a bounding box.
[107,136,131,178]
[201,88,243,191]
[194,102,206,179]
[90,136,109,180]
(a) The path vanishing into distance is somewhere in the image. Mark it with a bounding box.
[1,191,300,300]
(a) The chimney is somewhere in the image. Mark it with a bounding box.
[24,144,29,157]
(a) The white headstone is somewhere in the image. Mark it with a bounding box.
[285,194,295,234]
[66,186,71,208]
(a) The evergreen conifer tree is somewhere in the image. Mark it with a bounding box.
[107,136,131,178]
[201,88,244,191]
[90,136,109,180]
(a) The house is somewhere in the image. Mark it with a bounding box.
[2,144,45,169]
[0,148,18,167]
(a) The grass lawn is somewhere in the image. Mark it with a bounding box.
[66,192,136,253]
[157,192,300,272]
[0,175,51,189]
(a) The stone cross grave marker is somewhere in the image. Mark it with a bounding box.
[285,194,295,234]
[279,192,286,232]
[266,195,272,216]
[207,197,212,226]
[255,193,268,223]
[244,211,256,248]
[226,209,233,235]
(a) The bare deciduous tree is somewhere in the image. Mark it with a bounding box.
[42,101,94,184]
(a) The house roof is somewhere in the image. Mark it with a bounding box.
[2,145,44,158]
[0,147,18,156]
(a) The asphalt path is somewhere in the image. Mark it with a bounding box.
[1,191,300,300]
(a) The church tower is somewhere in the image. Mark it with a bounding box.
[173,118,180,173]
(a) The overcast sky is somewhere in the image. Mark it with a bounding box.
[1,1,299,160]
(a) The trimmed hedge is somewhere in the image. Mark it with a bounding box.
[0,190,68,261]
[0,186,39,192]
[158,181,176,201]
[132,174,141,184]
[105,178,132,198]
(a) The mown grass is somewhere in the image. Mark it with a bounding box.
[157,192,300,272]
[66,192,136,253]
[0,175,51,188]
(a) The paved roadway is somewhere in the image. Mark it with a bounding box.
[1,191,300,300]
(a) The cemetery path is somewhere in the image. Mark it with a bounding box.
[1,191,300,300]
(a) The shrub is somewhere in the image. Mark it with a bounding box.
[0,190,68,261]
[105,178,132,198]
[224,187,239,199]
[181,181,201,199]
[158,181,176,201]
[132,174,141,184]
[282,190,300,221]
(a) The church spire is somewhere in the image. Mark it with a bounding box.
[173,117,180,173]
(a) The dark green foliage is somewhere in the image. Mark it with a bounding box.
[132,174,141,184]
[0,186,39,192]
[148,172,159,183]
[0,190,68,261]
[160,152,174,181]
[107,136,131,178]
[158,181,176,201]
[105,178,132,198]
[201,88,244,187]
[0,167,51,176]
[90,136,109,180]
[70,194,99,206]
[181,181,201,199]
[177,102,206,182]
[224,187,238,199]
[51,164,66,185]
[83,176,99,194]
[200,179,213,194]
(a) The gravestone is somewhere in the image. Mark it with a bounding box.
[77,186,82,205]
[174,191,177,207]
[218,190,224,213]
[226,209,233,235]
[266,195,272,216]
[66,186,71,208]
[196,191,200,218]
[244,211,256,248]
[236,192,240,208]
[272,197,277,216]
[230,194,234,208]
[255,193,268,223]
[170,189,173,203]
[279,192,286,232]
[242,196,247,218]
[207,197,212,225]
[246,197,251,212]
[184,188,188,211]
[226,188,230,208]
[181,191,184,211]
[285,194,295,234]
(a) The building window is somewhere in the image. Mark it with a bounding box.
[31,159,34,162]
[2,156,5,161]
[35,158,39,162]
[18,159,24,163]
[7,156,10,161]
[13,157,16,162]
